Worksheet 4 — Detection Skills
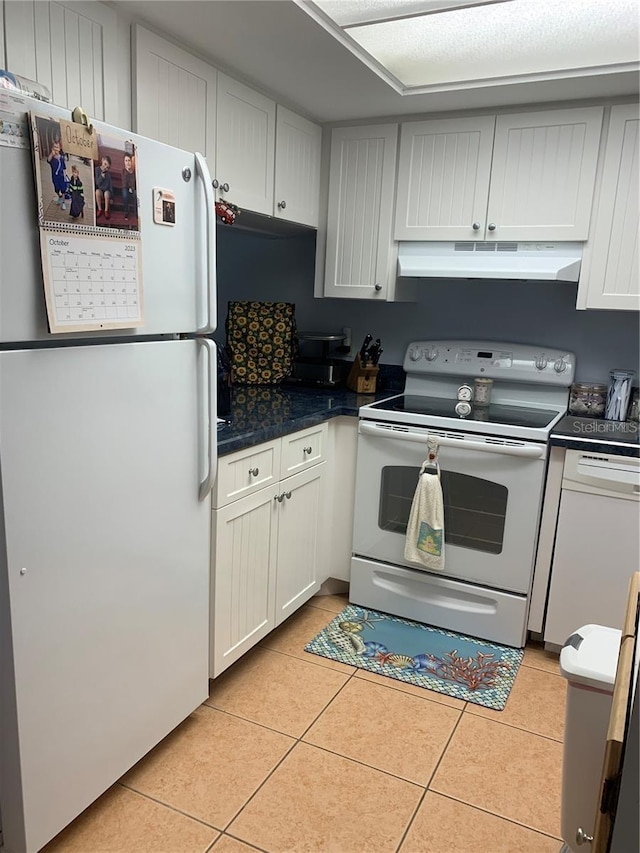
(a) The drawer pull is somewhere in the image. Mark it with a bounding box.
[249,467,259,477]
[303,446,313,455]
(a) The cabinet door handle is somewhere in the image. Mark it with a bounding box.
[284,491,292,500]
[374,284,383,292]
[221,182,230,193]
[472,221,481,231]
[277,200,287,210]
[249,467,259,477]
[212,178,219,189]
[487,222,496,231]
[275,492,284,503]
[303,446,313,454]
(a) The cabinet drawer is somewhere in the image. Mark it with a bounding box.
[280,423,327,478]
[214,439,281,508]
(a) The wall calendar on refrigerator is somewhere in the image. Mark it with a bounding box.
[30,110,144,333]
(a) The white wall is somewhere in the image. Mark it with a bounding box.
[216,227,640,384]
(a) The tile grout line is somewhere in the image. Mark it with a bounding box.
[307,600,348,614]
[429,790,564,842]
[264,643,470,713]
[211,831,270,853]
[264,642,564,736]
[199,697,299,739]
[116,780,224,833]
[220,737,299,835]
[394,708,466,853]
[261,643,358,676]
[423,708,466,790]
[521,660,562,675]
[219,830,270,852]
[394,787,430,853]
[216,670,360,835]
[201,621,561,848]
[461,705,565,744]
[292,739,431,789]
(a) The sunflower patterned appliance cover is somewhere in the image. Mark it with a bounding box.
[225,301,298,385]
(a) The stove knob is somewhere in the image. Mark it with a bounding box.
[554,357,568,374]
[424,346,439,362]
[408,346,423,362]
[534,354,548,371]
[455,401,472,417]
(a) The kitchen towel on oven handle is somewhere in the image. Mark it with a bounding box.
[404,456,445,571]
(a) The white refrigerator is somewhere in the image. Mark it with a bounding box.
[0,95,217,853]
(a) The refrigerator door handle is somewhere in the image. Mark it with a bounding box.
[198,338,217,501]
[195,152,217,334]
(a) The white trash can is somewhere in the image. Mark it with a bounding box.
[559,624,621,853]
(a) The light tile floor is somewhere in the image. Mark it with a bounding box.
[43,594,566,853]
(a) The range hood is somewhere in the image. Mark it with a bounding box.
[397,241,583,282]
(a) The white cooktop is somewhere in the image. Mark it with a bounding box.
[359,340,575,442]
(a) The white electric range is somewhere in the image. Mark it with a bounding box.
[351,340,575,647]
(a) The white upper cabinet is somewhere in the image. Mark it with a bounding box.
[216,93,321,224]
[395,107,603,242]
[395,116,495,241]
[577,104,639,311]
[274,105,321,228]
[214,72,275,216]
[133,25,216,156]
[324,124,399,300]
[4,0,118,122]
[132,28,321,227]
[488,107,604,241]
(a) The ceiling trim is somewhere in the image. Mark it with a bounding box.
[292,0,406,93]
[339,0,512,29]
[296,0,640,100]
[398,61,640,96]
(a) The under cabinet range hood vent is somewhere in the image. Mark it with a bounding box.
[397,242,583,282]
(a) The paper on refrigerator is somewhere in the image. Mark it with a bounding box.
[30,110,144,333]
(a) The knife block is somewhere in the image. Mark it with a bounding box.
[347,354,379,394]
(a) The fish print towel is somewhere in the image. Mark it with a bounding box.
[404,461,445,570]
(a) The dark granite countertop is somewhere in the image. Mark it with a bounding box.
[551,415,640,457]
[217,382,401,457]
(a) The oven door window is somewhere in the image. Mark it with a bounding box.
[379,466,508,555]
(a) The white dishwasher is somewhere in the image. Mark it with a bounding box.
[544,449,640,646]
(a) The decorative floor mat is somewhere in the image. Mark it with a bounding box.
[305,604,524,710]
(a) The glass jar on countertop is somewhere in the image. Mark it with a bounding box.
[628,387,639,422]
[568,382,608,418]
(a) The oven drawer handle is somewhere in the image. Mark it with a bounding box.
[359,422,545,459]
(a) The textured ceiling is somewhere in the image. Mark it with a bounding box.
[111,0,640,122]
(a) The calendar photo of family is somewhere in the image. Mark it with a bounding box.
[32,114,140,232]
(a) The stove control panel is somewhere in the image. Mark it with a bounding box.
[403,340,576,386]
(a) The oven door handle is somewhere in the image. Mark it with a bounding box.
[359,421,546,459]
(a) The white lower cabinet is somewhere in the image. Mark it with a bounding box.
[274,463,326,625]
[326,416,358,582]
[211,425,328,677]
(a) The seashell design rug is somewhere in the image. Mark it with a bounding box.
[305,604,524,710]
